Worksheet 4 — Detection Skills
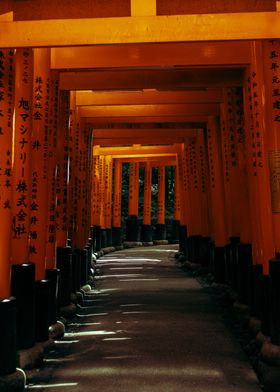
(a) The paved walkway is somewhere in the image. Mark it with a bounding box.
[26,245,262,391]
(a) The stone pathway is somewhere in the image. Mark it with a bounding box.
[26,245,262,392]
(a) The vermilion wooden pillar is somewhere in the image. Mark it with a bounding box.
[188,137,203,236]
[104,155,113,247]
[196,129,211,239]
[0,49,14,299]
[85,126,93,247]
[29,48,51,280]
[177,143,191,256]
[71,107,81,249]
[141,162,153,243]
[220,92,235,240]
[244,41,275,275]
[74,118,87,250]
[99,155,107,247]
[56,90,70,248]
[91,148,100,226]
[261,39,280,343]
[232,88,251,245]
[207,116,228,282]
[126,162,140,242]
[66,91,77,242]
[263,40,280,255]
[112,159,122,246]
[11,49,32,266]
[91,147,101,251]
[171,164,181,243]
[155,166,166,241]
[173,164,181,223]
[45,71,59,270]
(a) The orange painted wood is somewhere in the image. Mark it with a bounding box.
[128,162,139,216]
[104,155,113,229]
[99,155,106,229]
[66,91,77,241]
[206,116,228,247]
[263,39,280,255]
[11,48,32,265]
[45,71,59,269]
[0,49,14,299]
[113,160,122,228]
[29,48,51,280]
[143,162,152,225]
[157,166,165,225]
[243,42,275,273]
[173,164,181,221]
[56,90,70,247]
[91,148,101,227]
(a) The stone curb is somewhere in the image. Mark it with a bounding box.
[123,241,143,248]
[59,303,77,318]
[17,338,54,370]
[153,240,169,245]
[0,368,26,392]
[49,321,65,340]
[142,242,154,247]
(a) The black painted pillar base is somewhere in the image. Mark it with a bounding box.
[56,246,72,308]
[260,274,270,337]
[35,280,50,342]
[141,224,153,243]
[213,246,226,283]
[94,226,101,252]
[112,227,122,246]
[11,263,35,350]
[251,263,263,320]
[100,229,107,249]
[189,235,202,264]
[269,259,280,345]
[154,224,166,241]
[80,248,89,287]
[229,238,240,290]
[224,243,232,285]
[224,237,240,287]
[106,228,112,247]
[179,225,188,257]
[170,220,180,243]
[0,297,17,376]
[199,237,212,268]
[72,249,81,292]
[126,215,140,242]
[45,269,59,326]
[237,243,252,305]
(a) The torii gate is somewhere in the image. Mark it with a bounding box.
[1,1,280,388]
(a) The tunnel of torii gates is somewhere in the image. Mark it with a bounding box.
[2,1,280,382]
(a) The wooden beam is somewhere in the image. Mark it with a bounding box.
[92,128,198,138]
[85,116,207,124]
[60,68,243,90]
[107,153,177,158]
[93,137,186,146]
[99,144,181,155]
[51,42,251,69]
[1,12,280,47]
[92,127,199,145]
[116,157,177,165]
[79,103,220,118]
[76,89,223,106]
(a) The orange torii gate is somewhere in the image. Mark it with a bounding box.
[2,5,280,388]
[91,144,180,245]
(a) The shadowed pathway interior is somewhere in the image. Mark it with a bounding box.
[26,245,262,392]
